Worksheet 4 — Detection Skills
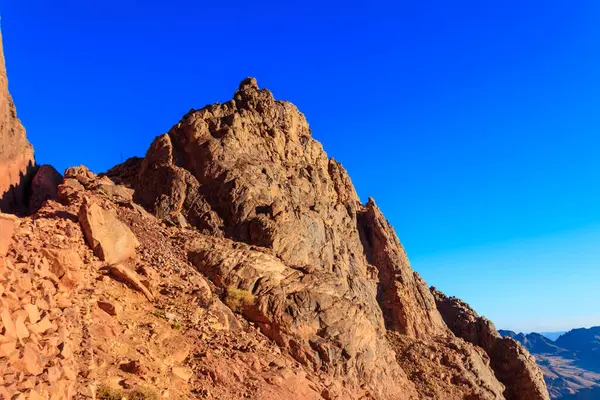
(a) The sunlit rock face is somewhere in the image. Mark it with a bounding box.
[0,32,35,214]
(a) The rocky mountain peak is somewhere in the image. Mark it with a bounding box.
[237,76,259,91]
[1,35,552,398]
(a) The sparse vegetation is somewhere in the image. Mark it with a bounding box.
[224,286,255,312]
[151,309,167,319]
[172,321,182,329]
[129,388,159,400]
[97,385,122,400]
[97,384,159,400]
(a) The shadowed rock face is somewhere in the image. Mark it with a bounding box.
[0,32,35,214]
[431,287,551,400]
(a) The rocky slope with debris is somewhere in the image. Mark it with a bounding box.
[0,33,550,399]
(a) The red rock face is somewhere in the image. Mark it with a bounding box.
[0,32,35,214]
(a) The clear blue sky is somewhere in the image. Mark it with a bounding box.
[3,1,600,332]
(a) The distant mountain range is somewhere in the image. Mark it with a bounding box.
[542,331,569,341]
[499,327,600,399]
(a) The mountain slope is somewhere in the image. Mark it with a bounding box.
[0,32,550,399]
[556,328,600,356]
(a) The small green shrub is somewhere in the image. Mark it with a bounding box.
[224,286,255,312]
[171,321,182,329]
[151,309,167,319]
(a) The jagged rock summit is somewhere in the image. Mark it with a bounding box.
[0,45,551,398]
[103,77,549,399]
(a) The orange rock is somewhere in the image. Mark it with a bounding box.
[60,341,73,359]
[28,389,46,400]
[106,263,154,301]
[46,365,61,383]
[0,306,16,338]
[0,213,19,256]
[23,304,41,324]
[28,317,52,335]
[13,343,44,376]
[172,366,193,382]
[97,300,118,316]
[0,339,16,358]
[15,314,29,340]
[41,248,83,290]
[16,275,33,292]
[48,379,74,400]
[78,198,140,265]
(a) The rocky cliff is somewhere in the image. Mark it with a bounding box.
[431,288,550,400]
[501,328,600,399]
[0,32,35,213]
[0,33,551,399]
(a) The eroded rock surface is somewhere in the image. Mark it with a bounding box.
[431,287,550,400]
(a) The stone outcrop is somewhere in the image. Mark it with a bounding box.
[189,237,417,399]
[78,196,140,265]
[0,32,35,214]
[138,77,448,336]
[358,198,447,337]
[28,164,63,213]
[431,287,550,400]
[60,165,141,266]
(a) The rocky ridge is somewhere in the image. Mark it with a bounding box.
[431,288,550,400]
[0,34,551,400]
[500,328,600,399]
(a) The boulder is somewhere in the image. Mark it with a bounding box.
[78,198,139,265]
[28,164,63,213]
[41,248,84,290]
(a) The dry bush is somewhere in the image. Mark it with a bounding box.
[97,384,159,400]
[225,286,255,312]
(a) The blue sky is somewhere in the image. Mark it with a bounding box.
[3,1,600,332]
